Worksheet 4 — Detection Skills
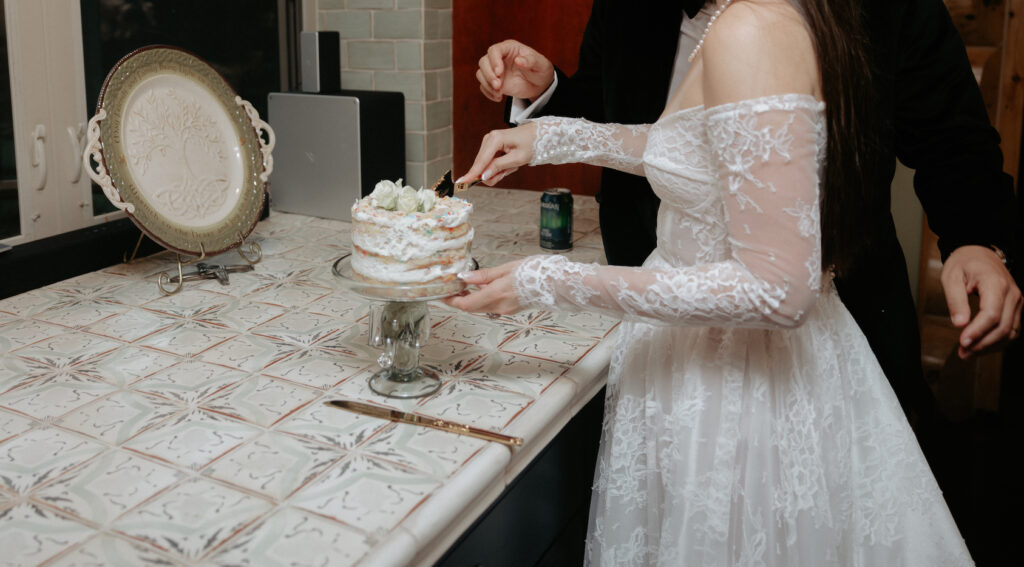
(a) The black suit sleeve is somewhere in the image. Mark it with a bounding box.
[893,0,1018,264]
[539,0,607,122]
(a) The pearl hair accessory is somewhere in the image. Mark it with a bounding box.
[688,0,734,62]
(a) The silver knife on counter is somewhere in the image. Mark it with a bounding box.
[324,400,523,447]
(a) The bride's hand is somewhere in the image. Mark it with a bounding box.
[444,260,524,315]
[455,122,537,186]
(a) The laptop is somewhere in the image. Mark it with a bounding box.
[267,91,404,221]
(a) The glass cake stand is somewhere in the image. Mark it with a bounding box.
[332,255,473,398]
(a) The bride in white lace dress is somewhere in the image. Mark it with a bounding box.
[449,1,972,564]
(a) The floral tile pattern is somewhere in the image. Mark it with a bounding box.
[305,291,369,322]
[0,356,46,395]
[112,477,272,562]
[0,189,615,566]
[73,346,180,388]
[430,314,522,348]
[0,318,67,353]
[251,310,342,346]
[10,331,121,368]
[501,326,600,366]
[292,454,442,534]
[46,533,185,567]
[274,400,389,450]
[0,409,35,443]
[0,426,106,494]
[261,348,370,390]
[31,299,128,330]
[204,432,342,500]
[361,423,487,478]
[94,278,166,307]
[0,373,117,421]
[142,288,230,319]
[137,321,238,358]
[417,380,534,433]
[201,375,320,427]
[123,409,260,470]
[0,503,94,566]
[533,310,622,339]
[208,507,371,567]
[196,299,289,331]
[458,351,572,398]
[57,391,181,444]
[82,308,180,343]
[133,360,249,405]
[35,450,183,524]
[0,288,68,318]
[199,333,300,373]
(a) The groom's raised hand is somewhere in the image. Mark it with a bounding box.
[477,40,555,103]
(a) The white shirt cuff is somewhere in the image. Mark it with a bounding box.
[508,73,559,124]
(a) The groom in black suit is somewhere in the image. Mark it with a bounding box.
[478,0,1021,424]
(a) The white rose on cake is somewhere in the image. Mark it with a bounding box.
[370,179,401,209]
[396,186,420,213]
[417,188,438,212]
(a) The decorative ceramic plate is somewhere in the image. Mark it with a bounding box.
[332,255,477,302]
[85,46,273,256]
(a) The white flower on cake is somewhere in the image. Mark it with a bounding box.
[417,188,437,212]
[396,186,420,213]
[369,179,439,213]
[370,179,400,209]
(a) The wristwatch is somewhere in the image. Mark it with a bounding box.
[989,245,1008,265]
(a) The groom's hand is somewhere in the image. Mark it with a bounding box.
[942,245,1022,358]
[477,40,555,103]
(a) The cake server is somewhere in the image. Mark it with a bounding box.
[323,399,523,447]
[431,169,481,197]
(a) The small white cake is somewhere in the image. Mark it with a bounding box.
[350,179,473,287]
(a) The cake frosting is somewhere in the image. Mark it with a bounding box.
[351,179,473,286]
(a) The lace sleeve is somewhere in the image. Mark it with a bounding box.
[515,98,826,328]
[529,116,650,176]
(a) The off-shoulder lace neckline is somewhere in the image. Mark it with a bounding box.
[659,93,824,123]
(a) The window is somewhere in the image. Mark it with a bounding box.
[1,0,298,247]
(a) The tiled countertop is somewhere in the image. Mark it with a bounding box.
[0,187,617,566]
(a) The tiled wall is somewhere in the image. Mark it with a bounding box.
[317,0,453,190]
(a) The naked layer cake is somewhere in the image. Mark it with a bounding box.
[350,179,473,287]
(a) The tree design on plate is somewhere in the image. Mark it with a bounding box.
[125,88,230,222]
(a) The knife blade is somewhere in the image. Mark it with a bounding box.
[324,399,523,447]
[430,169,480,198]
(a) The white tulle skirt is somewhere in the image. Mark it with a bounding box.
[584,282,973,566]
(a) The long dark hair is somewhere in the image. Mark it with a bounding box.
[697,0,879,274]
[793,0,878,275]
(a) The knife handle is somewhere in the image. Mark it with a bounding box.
[427,418,523,447]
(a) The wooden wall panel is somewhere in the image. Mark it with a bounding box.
[944,0,1005,45]
[452,0,602,195]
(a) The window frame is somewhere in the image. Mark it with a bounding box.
[3,0,101,247]
[2,0,301,248]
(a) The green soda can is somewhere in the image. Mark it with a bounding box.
[539,188,573,250]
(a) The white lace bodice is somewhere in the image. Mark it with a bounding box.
[521,94,826,329]
[524,94,972,567]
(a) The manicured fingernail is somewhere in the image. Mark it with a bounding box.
[962,337,973,347]
[953,314,968,326]
[454,176,466,184]
[481,170,492,181]
[457,272,470,280]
